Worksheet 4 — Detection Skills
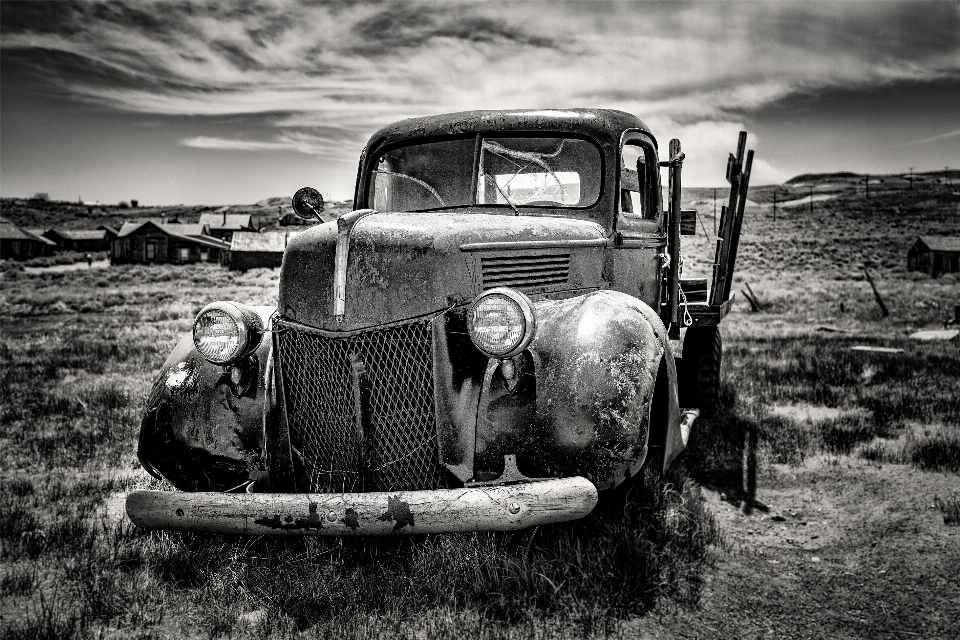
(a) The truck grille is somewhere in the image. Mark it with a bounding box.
[275,318,447,493]
[481,253,570,291]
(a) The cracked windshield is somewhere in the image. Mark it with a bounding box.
[369,136,602,215]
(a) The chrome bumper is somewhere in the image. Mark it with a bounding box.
[125,476,598,535]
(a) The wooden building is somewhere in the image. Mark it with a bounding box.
[227,230,301,271]
[0,216,57,260]
[42,227,113,252]
[198,212,254,242]
[111,220,229,265]
[908,236,960,277]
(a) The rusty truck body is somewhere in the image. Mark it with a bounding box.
[126,109,753,535]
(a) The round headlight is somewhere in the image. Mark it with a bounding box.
[193,302,262,365]
[467,288,536,358]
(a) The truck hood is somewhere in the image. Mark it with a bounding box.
[278,210,607,331]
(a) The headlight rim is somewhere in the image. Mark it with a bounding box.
[192,301,263,366]
[467,287,537,359]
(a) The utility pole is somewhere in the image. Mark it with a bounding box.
[909,167,914,189]
[947,167,950,183]
[773,191,777,222]
[809,185,814,214]
[865,174,870,199]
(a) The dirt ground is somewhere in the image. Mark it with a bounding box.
[633,453,960,639]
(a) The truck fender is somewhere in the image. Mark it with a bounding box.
[137,307,275,491]
[529,290,681,489]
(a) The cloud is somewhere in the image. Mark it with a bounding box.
[182,129,364,159]
[903,128,960,146]
[3,0,959,185]
[182,136,291,152]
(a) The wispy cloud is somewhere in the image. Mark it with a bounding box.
[3,0,959,186]
[902,128,960,146]
[182,130,363,158]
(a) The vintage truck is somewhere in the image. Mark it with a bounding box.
[126,109,753,535]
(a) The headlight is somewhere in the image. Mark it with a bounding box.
[193,302,263,365]
[467,288,536,358]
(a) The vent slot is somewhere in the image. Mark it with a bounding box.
[481,253,570,290]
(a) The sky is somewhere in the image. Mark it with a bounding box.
[1,0,959,206]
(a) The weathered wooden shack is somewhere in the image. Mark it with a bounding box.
[42,227,113,252]
[908,236,960,277]
[227,230,301,271]
[0,216,57,260]
[111,221,229,265]
[198,212,254,242]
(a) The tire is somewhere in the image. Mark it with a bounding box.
[677,325,722,418]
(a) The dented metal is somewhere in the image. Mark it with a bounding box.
[131,109,750,534]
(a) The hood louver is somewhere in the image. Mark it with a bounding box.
[481,253,571,292]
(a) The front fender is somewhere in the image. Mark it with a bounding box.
[137,307,275,491]
[478,290,677,490]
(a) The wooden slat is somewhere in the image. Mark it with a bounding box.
[680,209,697,236]
[710,131,748,307]
[721,149,754,301]
[680,277,708,303]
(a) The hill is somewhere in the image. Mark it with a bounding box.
[0,197,354,232]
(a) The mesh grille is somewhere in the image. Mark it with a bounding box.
[276,319,447,493]
[482,253,570,291]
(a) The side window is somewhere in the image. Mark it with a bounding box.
[620,143,646,219]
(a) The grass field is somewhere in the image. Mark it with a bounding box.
[1,180,958,638]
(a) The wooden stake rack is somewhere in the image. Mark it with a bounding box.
[682,131,754,327]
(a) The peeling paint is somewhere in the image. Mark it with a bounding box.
[342,508,360,530]
[377,495,415,530]
[253,502,324,531]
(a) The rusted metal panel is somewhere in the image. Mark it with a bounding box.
[279,212,606,332]
[125,477,598,535]
[137,307,277,492]
[475,290,679,490]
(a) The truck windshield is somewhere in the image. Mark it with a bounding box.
[368,136,602,213]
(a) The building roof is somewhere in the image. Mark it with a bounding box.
[48,228,110,241]
[173,223,210,237]
[917,236,960,253]
[117,220,209,238]
[199,212,253,230]
[114,220,227,249]
[0,216,57,244]
[230,230,301,252]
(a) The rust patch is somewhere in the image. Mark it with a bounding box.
[254,502,324,530]
[342,507,360,530]
[377,495,415,530]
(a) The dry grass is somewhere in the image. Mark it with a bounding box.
[1,262,724,639]
[2,181,957,638]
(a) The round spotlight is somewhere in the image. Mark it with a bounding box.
[193,302,263,365]
[467,288,536,358]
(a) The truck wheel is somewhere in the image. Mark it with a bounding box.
[677,325,722,418]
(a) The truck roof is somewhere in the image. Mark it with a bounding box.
[363,109,655,153]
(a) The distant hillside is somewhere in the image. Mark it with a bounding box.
[785,169,957,185]
[0,197,354,232]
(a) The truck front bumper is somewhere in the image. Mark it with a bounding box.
[125,476,598,535]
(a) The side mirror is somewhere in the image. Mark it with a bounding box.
[292,187,325,222]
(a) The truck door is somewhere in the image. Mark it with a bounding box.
[607,133,666,309]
